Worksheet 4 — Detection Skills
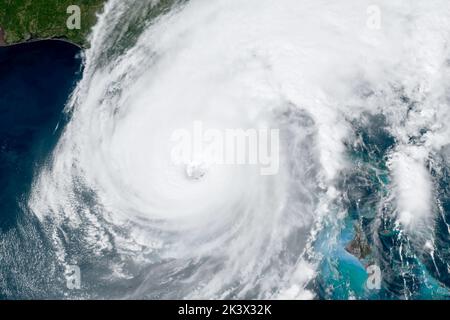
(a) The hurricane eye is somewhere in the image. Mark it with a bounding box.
[185,162,208,181]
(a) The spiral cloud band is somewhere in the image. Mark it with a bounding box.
[28,0,450,299]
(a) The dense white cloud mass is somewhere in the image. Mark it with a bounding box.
[29,0,450,298]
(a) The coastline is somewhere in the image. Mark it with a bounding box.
[0,35,83,49]
[0,25,84,49]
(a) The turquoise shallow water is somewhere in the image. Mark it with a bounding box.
[0,39,449,299]
[313,113,450,300]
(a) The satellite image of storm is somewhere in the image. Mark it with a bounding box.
[1,0,450,303]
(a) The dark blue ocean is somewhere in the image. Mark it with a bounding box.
[0,40,82,298]
[0,39,449,300]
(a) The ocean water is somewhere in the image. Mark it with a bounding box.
[0,40,82,298]
[1,0,450,300]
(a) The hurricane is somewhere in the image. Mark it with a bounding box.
[6,0,450,299]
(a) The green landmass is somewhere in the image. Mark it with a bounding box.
[0,0,105,47]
